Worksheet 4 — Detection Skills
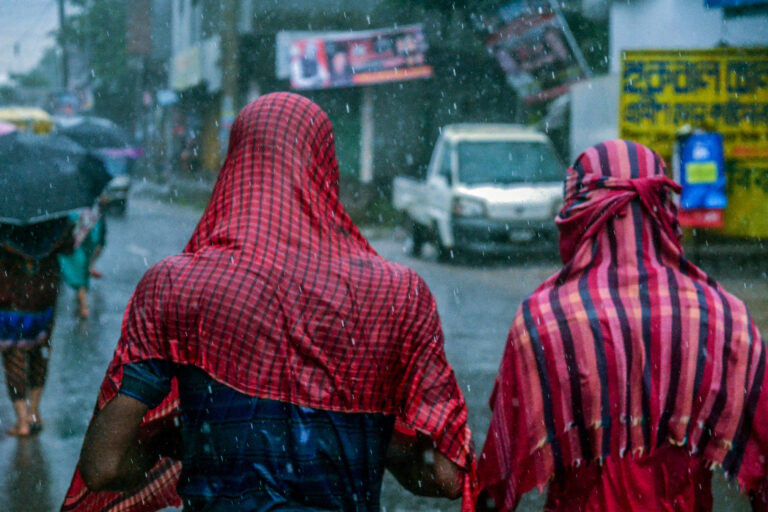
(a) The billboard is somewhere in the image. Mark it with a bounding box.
[706,0,768,6]
[480,0,588,103]
[619,48,768,159]
[289,25,433,90]
[620,48,768,238]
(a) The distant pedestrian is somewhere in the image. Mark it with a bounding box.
[58,205,105,319]
[477,140,768,511]
[64,93,475,511]
[0,218,72,436]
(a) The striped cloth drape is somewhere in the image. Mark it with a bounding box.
[478,140,767,510]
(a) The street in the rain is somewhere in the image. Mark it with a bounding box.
[0,191,765,511]
[2,1,768,508]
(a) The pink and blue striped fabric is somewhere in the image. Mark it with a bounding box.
[478,140,767,510]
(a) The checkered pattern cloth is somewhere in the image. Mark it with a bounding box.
[62,93,472,512]
[477,140,768,510]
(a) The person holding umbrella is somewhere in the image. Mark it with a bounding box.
[0,130,110,436]
[0,219,73,436]
[55,115,142,215]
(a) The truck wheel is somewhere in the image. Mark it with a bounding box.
[436,239,454,262]
[108,199,127,217]
[409,223,426,257]
[434,227,454,262]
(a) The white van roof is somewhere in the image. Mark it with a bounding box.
[441,123,550,143]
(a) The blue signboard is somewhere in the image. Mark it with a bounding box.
[678,133,727,210]
[706,0,768,7]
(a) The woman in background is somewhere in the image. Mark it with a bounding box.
[59,205,105,319]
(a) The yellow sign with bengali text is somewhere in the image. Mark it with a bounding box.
[620,48,768,160]
[620,48,768,239]
[724,159,768,238]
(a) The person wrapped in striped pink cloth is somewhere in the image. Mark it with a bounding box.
[477,140,768,511]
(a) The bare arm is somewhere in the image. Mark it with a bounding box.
[386,428,464,499]
[79,394,177,493]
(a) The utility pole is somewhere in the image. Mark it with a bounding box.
[58,0,69,89]
[220,0,240,157]
[359,87,374,184]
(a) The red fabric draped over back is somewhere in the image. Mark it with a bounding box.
[478,140,767,510]
[63,93,473,512]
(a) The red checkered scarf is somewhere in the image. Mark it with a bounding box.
[63,93,473,511]
[477,140,767,510]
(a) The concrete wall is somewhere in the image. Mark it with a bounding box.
[171,0,198,58]
[610,0,768,74]
[151,0,173,61]
[569,74,620,162]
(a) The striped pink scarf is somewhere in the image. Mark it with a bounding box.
[478,140,767,510]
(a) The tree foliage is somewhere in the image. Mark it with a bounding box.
[61,0,135,124]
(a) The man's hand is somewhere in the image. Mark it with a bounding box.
[386,428,465,499]
[79,394,164,493]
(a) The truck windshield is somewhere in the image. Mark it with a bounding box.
[457,141,564,185]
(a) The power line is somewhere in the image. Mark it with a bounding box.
[58,0,68,87]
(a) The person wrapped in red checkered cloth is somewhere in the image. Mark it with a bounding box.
[62,92,475,512]
[476,140,768,511]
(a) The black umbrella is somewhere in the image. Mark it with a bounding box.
[55,116,133,150]
[0,217,72,260]
[0,131,111,225]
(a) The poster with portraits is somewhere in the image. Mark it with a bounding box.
[479,1,587,103]
[289,24,433,90]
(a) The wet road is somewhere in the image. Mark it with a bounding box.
[0,194,765,511]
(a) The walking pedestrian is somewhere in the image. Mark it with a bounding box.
[477,140,768,511]
[0,218,73,436]
[64,93,475,511]
[58,204,105,319]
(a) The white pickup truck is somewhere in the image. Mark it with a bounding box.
[393,123,565,259]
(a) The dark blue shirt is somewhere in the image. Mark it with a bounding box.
[120,361,394,511]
